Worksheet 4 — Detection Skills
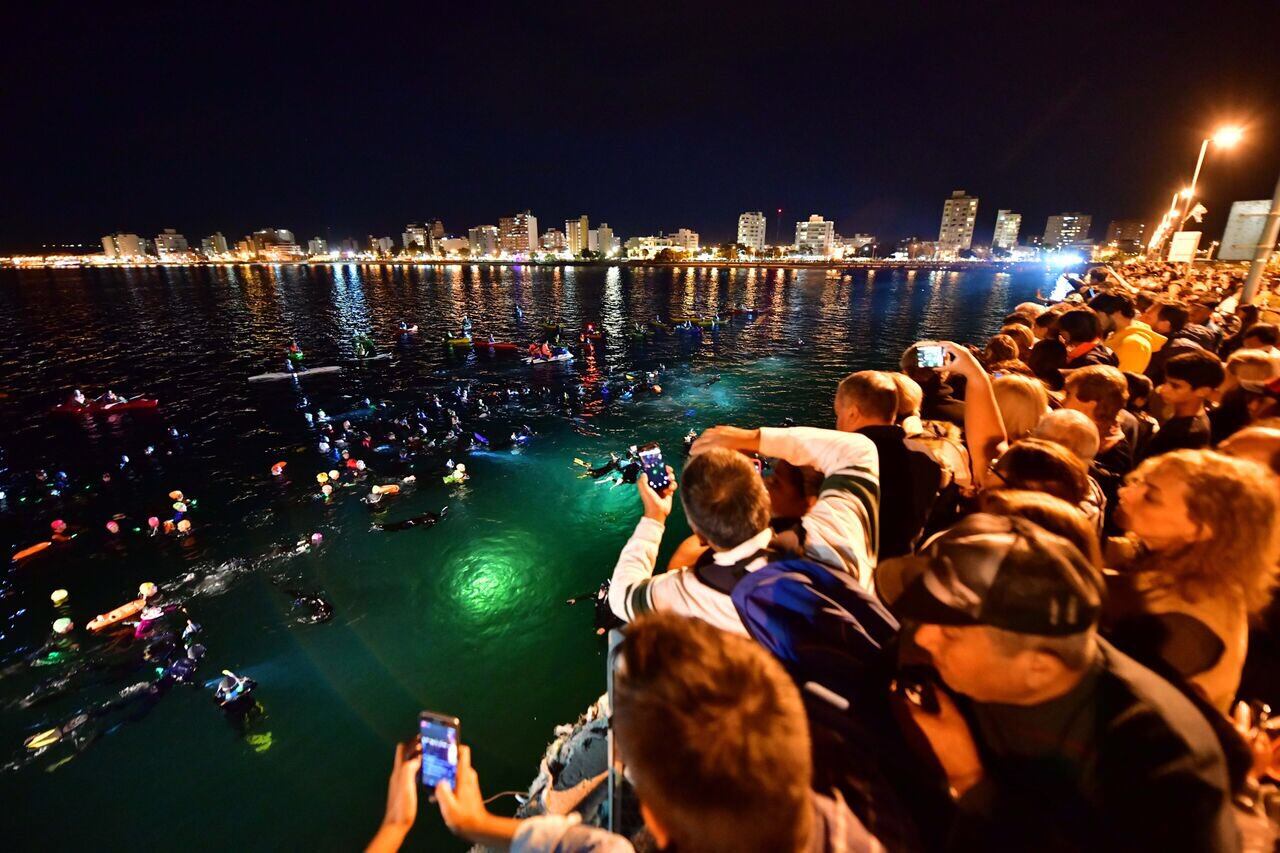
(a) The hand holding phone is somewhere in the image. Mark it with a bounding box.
[635,442,670,493]
[419,711,460,790]
[915,342,946,370]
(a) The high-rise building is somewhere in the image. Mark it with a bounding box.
[1043,213,1092,248]
[737,211,767,252]
[468,225,500,257]
[588,229,599,252]
[307,237,328,255]
[154,229,189,259]
[937,190,979,254]
[565,215,590,255]
[250,228,304,260]
[499,211,538,254]
[201,232,229,256]
[541,228,567,251]
[402,223,429,251]
[101,233,146,259]
[794,215,835,256]
[430,220,445,241]
[992,210,1021,251]
[596,223,617,256]
[671,228,699,251]
[1104,220,1147,252]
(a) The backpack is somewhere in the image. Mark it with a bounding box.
[730,559,954,852]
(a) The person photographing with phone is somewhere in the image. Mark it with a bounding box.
[368,612,881,852]
[605,422,881,634]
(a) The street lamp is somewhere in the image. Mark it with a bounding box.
[1178,126,1244,231]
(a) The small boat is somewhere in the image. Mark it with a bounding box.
[445,335,473,347]
[249,365,342,382]
[52,396,160,416]
[522,352,575,364]
[473,340,519,353]
[87,598,146,633]
[647,320,672,334]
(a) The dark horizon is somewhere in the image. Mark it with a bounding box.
[4,0,1280,253]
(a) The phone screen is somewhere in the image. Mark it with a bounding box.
[636,442,669,492]
[915,344,945,369]
[419,713,460,789]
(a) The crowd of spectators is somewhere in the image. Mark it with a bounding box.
[371,261,1280,851]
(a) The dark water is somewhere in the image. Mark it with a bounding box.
[0,263,1046,850]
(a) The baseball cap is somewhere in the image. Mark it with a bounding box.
[876,514,1100,636]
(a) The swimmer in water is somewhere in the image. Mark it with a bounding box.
[372,507,447,532]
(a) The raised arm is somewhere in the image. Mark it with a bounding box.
[941,342,1007,483]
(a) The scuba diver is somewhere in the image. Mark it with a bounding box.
[682,429,699,456]
[573,452,620,479]
[285,590,334,625]
[372,507,448,532]
[612,450,643,487]
[214,670,256,710]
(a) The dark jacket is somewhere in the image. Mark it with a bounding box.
[950,639,1239,852]
[857,424,944,559]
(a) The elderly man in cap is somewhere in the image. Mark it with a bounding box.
[877,514,1238,852]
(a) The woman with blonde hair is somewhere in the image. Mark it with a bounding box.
[991,374,1050,442]
[1108,449,1280,712]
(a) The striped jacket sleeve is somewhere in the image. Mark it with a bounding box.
[758,427,881,589]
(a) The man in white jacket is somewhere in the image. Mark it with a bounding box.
[607,424,881,635]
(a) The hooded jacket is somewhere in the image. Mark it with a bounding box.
[1105,321,1166,374]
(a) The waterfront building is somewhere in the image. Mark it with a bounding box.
[468,225,500,257]
[499,211,538,254]
[101,233,146,259]
[937,190,979,255]
[841,233,876,254]
[588,229,599,252]
[671,228,699,252]
[992,210,1021,251]
[235,239,254,257]
[596,223,617,256]
[1043,213,1092,248]
[737,211,766,252]
[307,237,328,255]
[154,228,189,260]
[201,232,229,256]
[403,223,429,251]
[1104,219,1147,252]
[565,216,590,255]
[430,219,445,241]
[794,215,835,256]
[541,228,567,251]
[438,237,468,254]
[250,228,304,261]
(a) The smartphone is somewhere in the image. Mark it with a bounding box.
[419,711,460,789]
[635,442,670,492]
[915,343,946,370]
[890,668,941,714]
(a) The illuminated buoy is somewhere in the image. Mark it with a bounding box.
[316,472,329,484]
[271,461,287,476]
[50,519,67,534]
[139,582,158,598]
[168,490,184,501]
[105,520,120,534]
[50,589,69,605]
[321,484,333,497]
[176,519,192,534]
[53,618,74,635]
[147,516,160,530]
[310,532,324,546]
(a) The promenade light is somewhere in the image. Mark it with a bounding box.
[1212,126,1243,148]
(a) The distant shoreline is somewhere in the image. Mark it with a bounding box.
[4,258,1055,272]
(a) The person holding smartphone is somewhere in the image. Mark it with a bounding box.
[368,613,881,852]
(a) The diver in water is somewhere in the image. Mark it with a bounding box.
[214,670,256,709]
[682,429,699,456]
[574,453,619,479]
[286,591,334,625]
[372,508,447,532]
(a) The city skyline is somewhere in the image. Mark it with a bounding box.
[3,2,1279,252]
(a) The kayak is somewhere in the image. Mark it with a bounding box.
[52,397,159,416]
[354,352,392,362]
[12,541,52,563]
[523,352,575,364]
[648,322,672,334]
[445,336,473,347]
[731,307,768,316]
[87,598,145,632]
[473,341,519,352]
[249,365,342,382]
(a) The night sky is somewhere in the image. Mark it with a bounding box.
[4,0,1280,252]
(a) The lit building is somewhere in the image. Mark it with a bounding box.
[402,223,429,252]
[101,233,146,259]
[154,228,189,259]
[541,228,567,251]
[468,225,500,257]
[794,215,835,256]
[1043,213,1092,248]
[992,210,1021,251]
[1104,220,1147,252]
[841,233,876,255]
[596,223,617,256]
[430,220,445,241]
[307,237,328,255]
[201,232,229,256]
[250,228,304,261]
[588,229,599,252]
[437,237,468,254]
[937,190,979,254]
[737,211,766,252]
[499,211,538,255]
[671,228,699,251]
[370,236,394,255]
[565,216,590,255]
